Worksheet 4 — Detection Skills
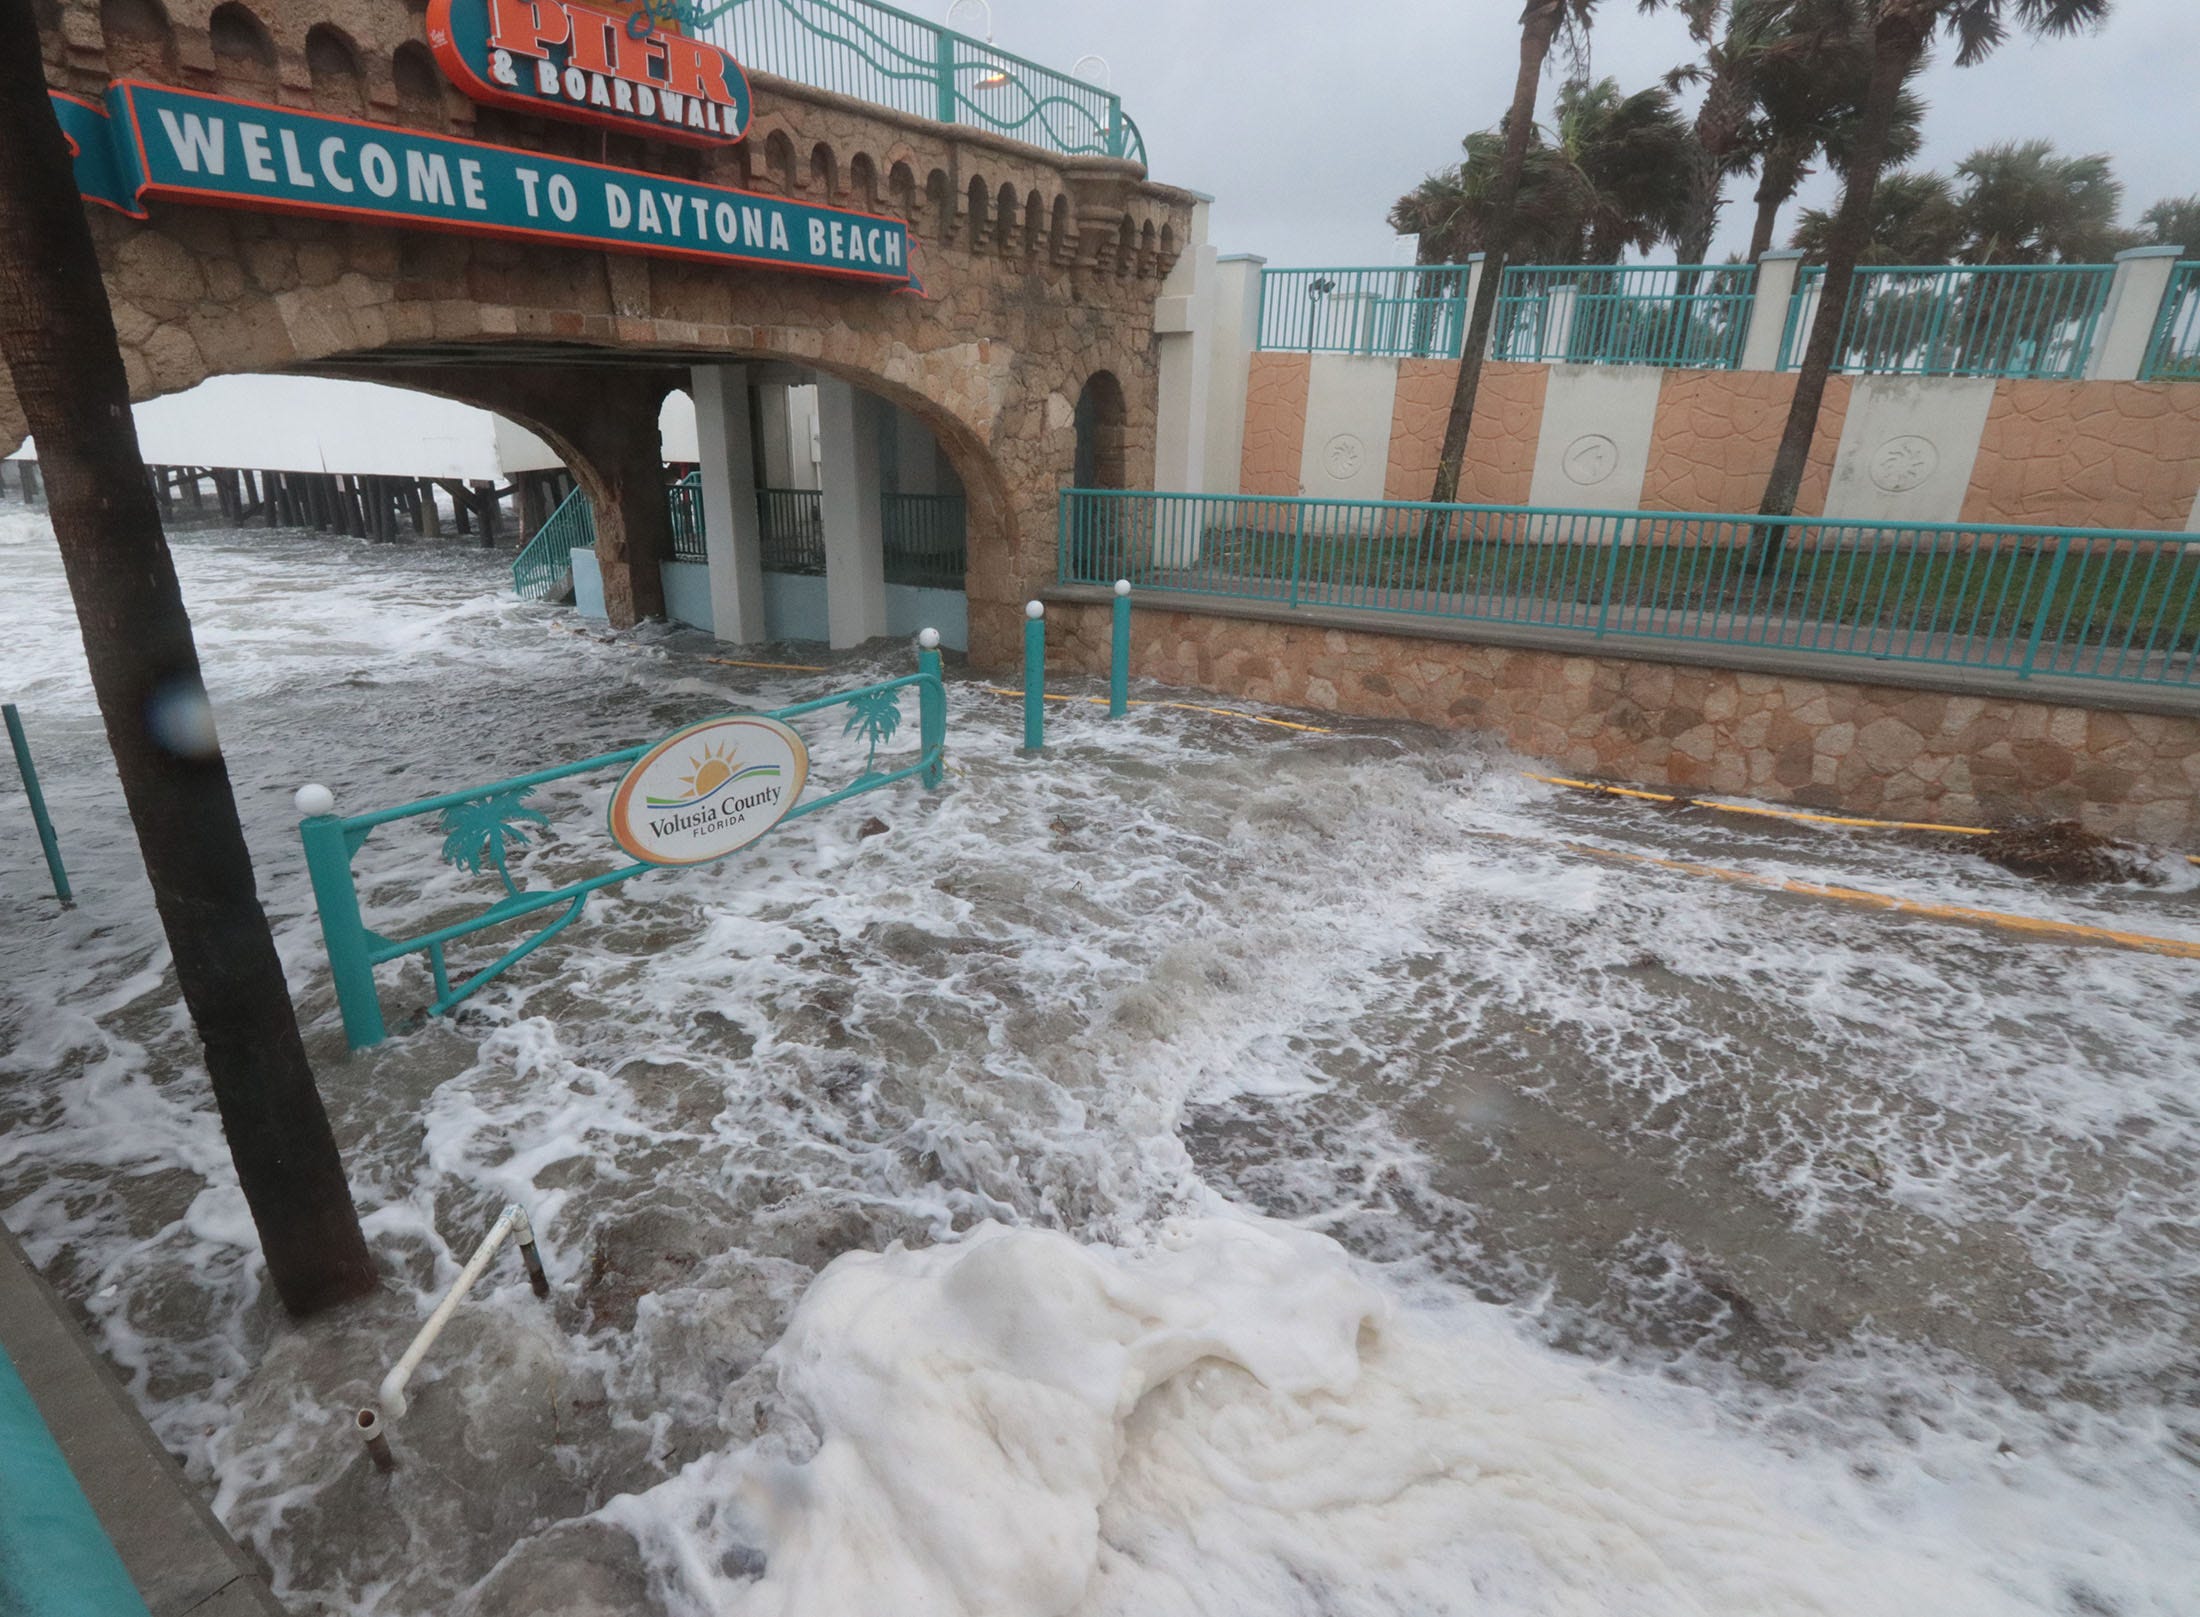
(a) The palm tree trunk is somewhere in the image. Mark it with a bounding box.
[0,27,376,1317]
[1679,71,1751,271]
[1754,11,1930,538]
[1428,0,1564,506]
[1747,146,1808,263]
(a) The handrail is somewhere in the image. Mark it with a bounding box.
[684,0,1142,164]
[1779,262,2114,379]
[297,655,950,1050]
[2141,262,2200,381]
[1057,488,2200,696]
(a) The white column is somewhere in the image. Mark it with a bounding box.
[1154,197,1217,495]
[1544,283,1580,364]
[1463,252,1487,358]
[691,364,767,645]
[2086,245,2184,381]
[1202,252,1264,496]
[1740,249,1804,372]
[817,377,887,649]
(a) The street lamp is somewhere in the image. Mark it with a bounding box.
[945,0,1012,88]
[1070,53,1110,91]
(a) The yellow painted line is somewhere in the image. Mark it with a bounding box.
[983,687,1335,734]
[1523,770,2200,863]
[1561,839,2200,961]
[705,656,832,673]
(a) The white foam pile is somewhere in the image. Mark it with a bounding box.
[607,1215,2038,1617]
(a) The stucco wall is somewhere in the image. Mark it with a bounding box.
[1382,361,1545,504]
[1239,353,1310,497]
[1049,599,2200,847]
[1960,381,2200,530]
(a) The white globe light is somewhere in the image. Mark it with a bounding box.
[1113,579,1131,597]
[295,783,336,818]
[1025,600,1045,619]
[917,627,942,649]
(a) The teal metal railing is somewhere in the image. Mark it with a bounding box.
[684,0,1143,164]
[883,491,966,587]
[0,1340,150,1617]
[668,471,705,560]
[1780,263,2113,380]
[298,654,949,1050]
[757,487,826,573]
[510,484,597,601]
[1059,489,2200,691]
[1493,265,1757,369]
[2141,262,2200,381]
[1256,266,1474,358]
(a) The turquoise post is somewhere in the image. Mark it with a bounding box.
[0,1343,151,1617]
[3,704,70,904]
[2017,534,2074,681]
[1109,580,1131,718]
[933,28,956,125]
[296,785,387,1051]
[1022,601,1045,752]
[917,629,946,789]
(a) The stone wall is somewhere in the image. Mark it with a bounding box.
[1048,600,2200,847]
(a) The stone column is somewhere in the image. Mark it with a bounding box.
[1740,249,1805,372]
[2086,245,2185,381]
[1463,252,1487,358]
[817,377,887,649]
[691,363,767,644]
[1203,252,1264,497]
[586,432,671,628]
[1153,198,1218,497]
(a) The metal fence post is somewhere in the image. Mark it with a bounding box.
[1022,601,1046,752]
[296,785,387,1051]
[1109,581,1131,717]
[1288,504,1306,610]
[933,27,957,125]
[916,629,946,788]
[3,703,70,904]
[1594,529,1625,638]
[2017,534,2074,681]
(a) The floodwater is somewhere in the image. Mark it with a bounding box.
[2,509,2197,1616]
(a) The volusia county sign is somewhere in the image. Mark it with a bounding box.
[50,81,914,288]
[428,0,751,148]
[606,714,810,865]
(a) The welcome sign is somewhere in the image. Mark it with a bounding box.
[427,0,750,148]
[607,714,810,865]
[51,82,914,288]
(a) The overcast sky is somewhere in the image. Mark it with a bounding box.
[991,0,2200,266]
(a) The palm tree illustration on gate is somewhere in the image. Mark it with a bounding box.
[439,788,550,898]
[842,687,903,778]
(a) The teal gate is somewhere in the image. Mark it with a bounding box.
[298,645,947,1050]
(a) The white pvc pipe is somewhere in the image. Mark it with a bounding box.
[375,1203,540,1421]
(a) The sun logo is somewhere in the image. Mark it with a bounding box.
[679,741,737,799]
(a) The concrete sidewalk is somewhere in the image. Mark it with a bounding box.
[0,1223,286,1617]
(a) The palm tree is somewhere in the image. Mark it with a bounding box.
[1757,0,2113,532]
[0,19,374,1315]
[1740,16,1925,262]
[1952,140,2124,264]
[1427,0,1601,507]
[1389,79,1691,268]
[1643,0,1808,268]
[1792,169,1963,262]
[2138,196,2200,250]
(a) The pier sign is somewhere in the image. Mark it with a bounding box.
[427,0,751,148]
[607,715,810,866]
[52,83,912,288]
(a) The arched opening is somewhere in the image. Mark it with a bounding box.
[391,40,443,125]
[1113,217,1136,280]
[925,169,955,242]
[994,183,1018,259]
[304,23,365,115]
[1138,221,1157,278]
[887,161,916,223]
[207,1,275,87]
[1048,194,1071,263]
[1073,371,1126,489]
[100,0,175,79]
[848,153,879,213]
[1022,191,1044,260]
[763,131,797,195]
[808,142,837,197]
[965,176,990,252]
